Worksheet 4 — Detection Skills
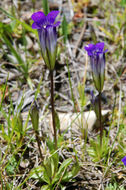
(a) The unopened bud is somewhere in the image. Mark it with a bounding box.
[30,101,39,132]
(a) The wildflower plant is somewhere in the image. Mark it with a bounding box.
[85,42,108,146]
[31,10,60,148]
[30,153,80,190]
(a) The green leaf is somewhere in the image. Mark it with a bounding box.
[50,152,59,177]
[6,156,17,175]
[41,185,50,190]
[42,0,50,16]
[62,162,80,182]
[0,75,8,110]
[53,158,72,183]
[0,8,37,35]
[43,160,52,183]
[52,158,72,185]
[13,113,23,140]
[62,15,68,44]
[47,138,55,151]
[120,0,126,7]
[2,34,26,73]
[27,77,33,90]
[30,166,44,179]
[88,133,110,162]
[30,166,51,184]
[1,124,10,142]
[58,158,72,174]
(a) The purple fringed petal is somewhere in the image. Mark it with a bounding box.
[85,42,105,56]
[32,22,41,29]
[84,44,95,56]
[95,42,104,52]
[53,21,61,27]
[31,11,46,27]
[31,11,45,22]
[85,44,95,51]
[122,156,126,166]
[47,11,60,24]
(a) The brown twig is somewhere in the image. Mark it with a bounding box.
[73,21,87,57]
[35,131,44,162]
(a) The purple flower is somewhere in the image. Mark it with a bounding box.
[84,42,107,92]
[31,11,60,70]
[122,156,126,166]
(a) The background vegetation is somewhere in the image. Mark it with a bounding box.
[0,0,126,189]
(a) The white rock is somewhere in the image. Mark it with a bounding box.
[48,110,110,132]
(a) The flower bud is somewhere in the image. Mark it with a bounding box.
[30,101,39,132]
[85,42,107,92]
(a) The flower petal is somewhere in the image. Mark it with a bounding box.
[53,21,61,27]
[46,26,57,54]
[47,11,60,24]
[122,156,126,166]
[32,22,41,29]
[38,28,46,53]
[31,11,46,26]
[104,49,108,53]
[84,44,95,56]
[95,42,104,52]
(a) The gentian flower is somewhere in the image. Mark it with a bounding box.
[122,156,126,166]
[84,42,107,92]
[31,11,60,70]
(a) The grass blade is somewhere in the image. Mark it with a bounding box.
[42,0,50,15]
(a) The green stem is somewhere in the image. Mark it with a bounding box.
[98,92,102,147]
[50,70,57,149]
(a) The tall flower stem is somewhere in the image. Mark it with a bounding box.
[50,70,57,149]
[98,91,102,147]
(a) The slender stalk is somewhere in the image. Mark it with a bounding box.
[50,70,57,149]
[98,92,102,147]
[35,131,47,171]
[35,131,44,162]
